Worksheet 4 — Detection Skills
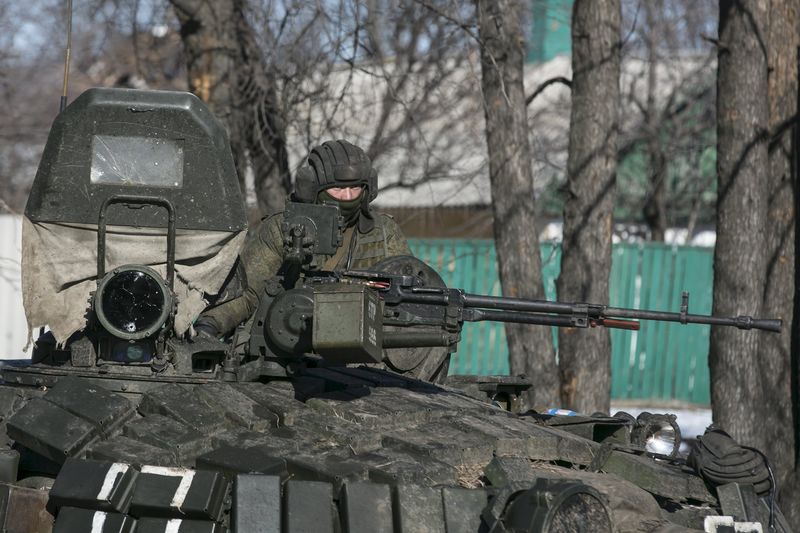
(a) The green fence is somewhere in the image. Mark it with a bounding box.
[408,240,713,405]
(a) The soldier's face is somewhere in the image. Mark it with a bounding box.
[326,186,363,201]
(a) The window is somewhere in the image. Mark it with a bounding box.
[90,135,184,188]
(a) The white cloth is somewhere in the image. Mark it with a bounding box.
[22,218,246,345]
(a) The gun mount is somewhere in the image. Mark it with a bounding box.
[235,201,780,383]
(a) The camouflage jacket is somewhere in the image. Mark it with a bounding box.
[201,211,411,335]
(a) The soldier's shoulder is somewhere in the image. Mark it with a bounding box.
[374,211,398,225]
[373,212,408,241]
[248,211,284,243]
[261,209,285,223]
[373,211,402,232]
[255,211,285,229]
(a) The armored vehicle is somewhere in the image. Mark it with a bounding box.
[0,88,791,533]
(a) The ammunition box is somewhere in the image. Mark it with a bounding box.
[313,285,383,363]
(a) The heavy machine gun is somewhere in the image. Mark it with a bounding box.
[237,201,781,380]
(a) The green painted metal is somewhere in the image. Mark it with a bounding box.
[528,0,573,63]
[408,239,713,405]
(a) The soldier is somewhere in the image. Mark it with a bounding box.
[195,139,411,337]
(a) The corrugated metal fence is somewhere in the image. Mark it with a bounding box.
[409,240,713,405]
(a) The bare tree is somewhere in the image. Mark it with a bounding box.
[302,1,479,193]
[165,0,484,219]
[556,0,620,414]
[525,1,719,241]
[712,0,800,521]
[1,0,490,229]
[476,0,558,407]
[618,0,718,241]
[710,0,771,476]
[760,0,798,521]
[640,1,667,241]
[0,0,187,213]
[168,0,291,218]
[0,1,67,213]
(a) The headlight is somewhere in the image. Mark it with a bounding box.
[631,412,682,458]
[502,479,613,533]
[94,265,172,340]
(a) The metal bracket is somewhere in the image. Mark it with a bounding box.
[97,195,176,290]
[680,291,689,324]
[571,303,589,328]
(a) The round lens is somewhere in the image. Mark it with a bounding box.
[645,425,678,455]
[100,270,166,335]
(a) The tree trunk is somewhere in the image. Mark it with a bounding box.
[643,140,667,241]
[233,0,291,217]
[763,0,798,521]
[556,0,620,414]
[642,0,667,242]
[710,0,770,452]
[169,0,237,131]
[169,0,290,218]
[476,0,559,408]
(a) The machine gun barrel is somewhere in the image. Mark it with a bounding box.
[460,293,781,333]
[466,308,575,328]
[384,287,780,333]
[345,268,782,334]
[462,294,576,314]
[601,306,781,332]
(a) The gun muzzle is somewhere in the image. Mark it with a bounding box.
[735,316,782,333]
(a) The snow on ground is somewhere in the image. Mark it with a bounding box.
[541,221,717,247]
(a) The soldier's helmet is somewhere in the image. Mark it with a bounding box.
[293,140,378,205]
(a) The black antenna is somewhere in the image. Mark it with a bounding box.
[59,0,73,112]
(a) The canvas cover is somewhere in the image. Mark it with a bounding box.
[22,218,246,345]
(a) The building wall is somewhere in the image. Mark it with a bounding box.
[0,215,31,359]
[382,206,494,238]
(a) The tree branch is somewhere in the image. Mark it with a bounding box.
[525,76,572,106]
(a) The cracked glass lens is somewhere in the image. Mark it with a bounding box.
[101,270,165,334]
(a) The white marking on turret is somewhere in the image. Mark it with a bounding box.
[90,511,107,533]
[96,463,129,501]
[141,466,196,510]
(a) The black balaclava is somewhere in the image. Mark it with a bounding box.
[317,190,362,226]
